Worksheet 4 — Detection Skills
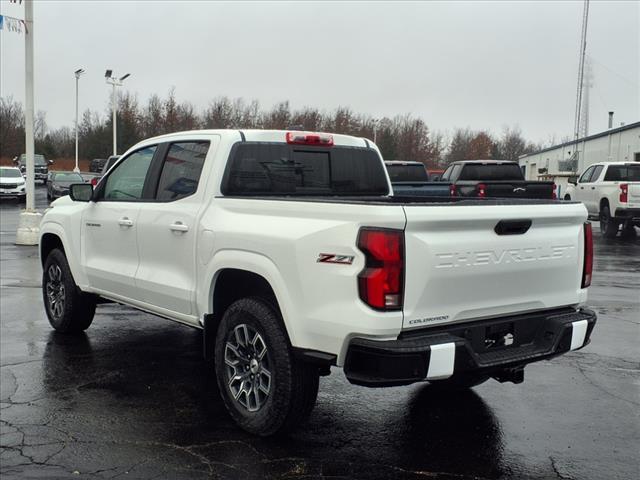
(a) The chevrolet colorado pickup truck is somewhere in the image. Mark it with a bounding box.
[385,160,453,197]
[565,162,640,238]
[39,129,596,436]
[441,160,557,199]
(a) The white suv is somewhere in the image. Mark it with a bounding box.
[565,162,640,238]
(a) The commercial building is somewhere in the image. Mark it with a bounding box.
[518,121,640,197]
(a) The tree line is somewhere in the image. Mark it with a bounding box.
[0,91,538,168]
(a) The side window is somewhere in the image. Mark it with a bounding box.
[155,142,210,201]
[103,146,156,201]
[590,165,604,183]
[441,165,453,181]
[450,164,463,181]
[578,166,596,183]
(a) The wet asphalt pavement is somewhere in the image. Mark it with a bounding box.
[1,188,639,480]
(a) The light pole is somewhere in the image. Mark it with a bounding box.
[105,70,131,156]
[74,68,85,173]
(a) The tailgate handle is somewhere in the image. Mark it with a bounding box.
[495,219,532,235]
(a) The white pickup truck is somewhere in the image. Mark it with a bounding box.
[565,162,640,238]
[39,129,597,436]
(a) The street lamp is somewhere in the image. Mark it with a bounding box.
[74,68,85,173]
[105,69,131,156]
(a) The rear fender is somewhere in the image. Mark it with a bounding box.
[198,249,299,346]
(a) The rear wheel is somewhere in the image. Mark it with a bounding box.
[429,373,490,390]
[564,194,571,200]
[214,297,319,436]
[600,205,619,238]
[42,249,96,333]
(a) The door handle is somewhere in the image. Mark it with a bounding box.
[118,217,134,227]
[591,187,596,190]
[580,186,584,189]
[169,222,189,233]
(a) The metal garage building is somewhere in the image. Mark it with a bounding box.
[518,121,640,197]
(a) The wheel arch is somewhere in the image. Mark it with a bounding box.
[40,232,65,267]
[200,250,300,355]
[39,221,88,288]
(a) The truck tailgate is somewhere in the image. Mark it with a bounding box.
[627,183,640,208]
[402,202,588,330]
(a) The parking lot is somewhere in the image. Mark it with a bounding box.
[1,186,638,480]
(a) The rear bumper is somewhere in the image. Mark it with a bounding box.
[614,207,640,222]
[344,307,597,387]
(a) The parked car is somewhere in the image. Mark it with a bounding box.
[565,162,640,237]
[14,153,52,184]
[440,160,557,199]
[385,160,453,197]
[46,171,84,201]
[0,166,26,202]
[90,158,108,173]
[90,155,120,187]
[39,129,596,436]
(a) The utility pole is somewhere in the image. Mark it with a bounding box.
[74,68,85,173]
[572,0,590,165]
[579,58,593,138]
[24,0,35,211]
[16,0,42,246]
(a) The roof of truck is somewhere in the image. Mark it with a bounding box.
[384,160,424,166]
[450,159,517,164]
[140,129,372,149]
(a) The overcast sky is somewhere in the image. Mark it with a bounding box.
[1,0,638,144]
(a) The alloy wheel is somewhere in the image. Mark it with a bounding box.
[224,323,272,412]
[45,264,65,321]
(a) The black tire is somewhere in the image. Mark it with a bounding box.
[564,194,571,200]
[42,248,96,333]
[600,205,619,239]
[214,297,319,436]
[428,373,490,390]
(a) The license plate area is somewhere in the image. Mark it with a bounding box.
[484,323,515,350]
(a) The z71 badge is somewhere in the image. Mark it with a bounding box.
[317,253,354,265]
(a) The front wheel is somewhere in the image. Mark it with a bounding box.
[42,249,96,333]
[600,205,619,238]
[214,297,319,436]
[564,194,571,201]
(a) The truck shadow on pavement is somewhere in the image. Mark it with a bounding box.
[33,326,505,479]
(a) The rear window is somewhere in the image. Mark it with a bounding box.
[604,165,640,182]
[458,163,523,181]
[386,164,429,182]
[222,143,389,196]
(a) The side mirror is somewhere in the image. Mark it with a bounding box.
[568,176,578,185]
[69,183,93,202]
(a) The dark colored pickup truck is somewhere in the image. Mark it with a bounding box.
[441,160,556,199]
[385,161,453,197]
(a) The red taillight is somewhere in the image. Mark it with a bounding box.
[552,183,557,199]
[582,222,593,288]
[619,183,628,203]
[357,228,404,310]
[449,184,457,196]
[476,183,487,198]
[286,131,334,146]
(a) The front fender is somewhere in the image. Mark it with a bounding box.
[197,249,300,347]
[40,219,88,289]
